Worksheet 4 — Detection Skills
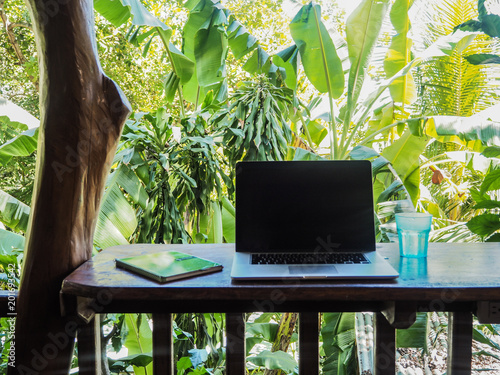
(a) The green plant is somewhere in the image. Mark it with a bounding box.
[466,146,500,241]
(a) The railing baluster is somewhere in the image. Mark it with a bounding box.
[299,312,319,375]
[374,312,396,375]
[77,315,101,375]
[226,312,246,375]
[447,311,473,375]
[153,313,174,375]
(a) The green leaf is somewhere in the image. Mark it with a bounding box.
[246,323,279,342]
[321,313,357,375]
[0,189,30,233]
[346,0,390,109]
[182,1,228,103]
[243,46,271,74]
[376,180,405,204]
[466,53,500,65]
[177,356,192,372]
[94,0,170,29]
[384,0,416,104]
[396,312,427,348]
[466,213,500,237]
[357,31,477,127]
[164,71,180,103]
[474,326,500,351]
[188,348,208,368]
[482,146,500,158]
[274,45,299,90]
[94,183,137,249]
[474,200,500,210]
[306,120,328,146]
[480,14,500,38]
[124,314,153,375]
[195,21,228,87]
[486,233,500,242]
[381,131,429,204]
[165,42,195,85]
[455,19,484,33]
[112,165,148,209]
[0,127,38,165]
[0,96,39,129]
[221,196,235,243]
[424,113,500,152]
[0,229,25,253]
[227,17,258,60]
[290,2,344,97]
[349,145,380,160]
[247,350,297,372]
[480,169,500,194]
[209,201,223,244]
[116,352,153,367]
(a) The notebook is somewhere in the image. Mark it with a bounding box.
[230,160,399,280]
[116,251,222,283]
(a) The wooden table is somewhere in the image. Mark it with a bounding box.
[61,242,500,375]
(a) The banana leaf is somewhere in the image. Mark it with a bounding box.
[0,97,38,129]
[94,0,169,30]
[0,229,25,253]
[321,312,357,375]
[110,164,149,210]
[94,183,138,249]
[272,48,298,90]
[221,196,235,243]
[346,0,390,114]
[384,0,416,105]
[247,350,297,373]
[124,314,153,375]
[290,2,344,98]
[381,131,430,205]
[182,0,228,103]
[0,127,38,165]
[0,189,30,233]
[226,17,258,60]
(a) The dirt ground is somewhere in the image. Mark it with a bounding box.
[396,332,500,374]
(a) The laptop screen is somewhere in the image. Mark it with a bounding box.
[235,160,376,253]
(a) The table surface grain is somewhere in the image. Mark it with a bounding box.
[61,243,500,308]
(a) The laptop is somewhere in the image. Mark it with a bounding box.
[230,160,399,280]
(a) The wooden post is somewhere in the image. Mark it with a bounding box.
[10,0,131,372]
[299,312,319,375]
[226,313,246,375]
[374,312,396,375]
[77,317,102,375]
[447,311,473,375]
[153,313,174,375]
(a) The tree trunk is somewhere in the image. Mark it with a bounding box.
[9,0,131,373]
[263,313,299,375]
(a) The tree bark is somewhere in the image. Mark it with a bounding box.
[9,0,131,373]
[263,313,299,375]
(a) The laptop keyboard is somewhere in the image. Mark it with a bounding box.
[251,253,370,265]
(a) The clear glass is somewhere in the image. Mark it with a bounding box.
[395,213,432,258]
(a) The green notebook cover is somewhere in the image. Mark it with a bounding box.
[115,251,223,283]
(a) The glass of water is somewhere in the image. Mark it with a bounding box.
[395,213,433,258]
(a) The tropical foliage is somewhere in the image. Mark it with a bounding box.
[2,0,500,373]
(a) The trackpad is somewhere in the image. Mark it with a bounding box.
[288,265,338,275]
